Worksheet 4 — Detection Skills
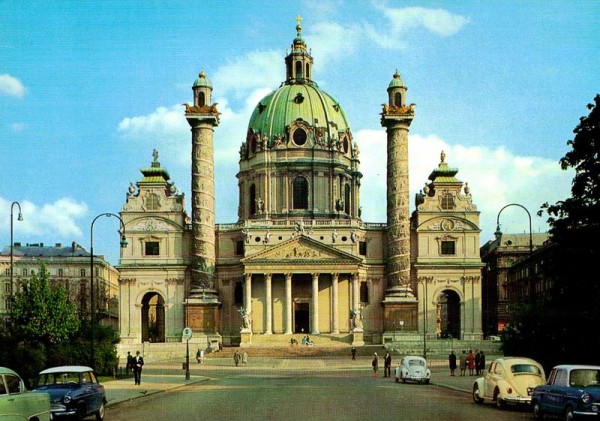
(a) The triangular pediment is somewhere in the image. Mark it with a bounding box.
[242,235,361,265]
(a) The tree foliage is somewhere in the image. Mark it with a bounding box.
[9,261,80,346]
[505,94,600,368]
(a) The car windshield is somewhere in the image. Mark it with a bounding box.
[569,369,600,387]
[510,364,541,375]
[408,359,425,367]
[41,372,81,386]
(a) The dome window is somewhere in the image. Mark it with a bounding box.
[293,176,309,209]
[293,128,307,146]
[294,93,305,104]
[197,92,206,107]
[295,61,303,79]
[343,138,349,154]
[249,184,257,215]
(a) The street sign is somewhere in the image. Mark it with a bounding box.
[183,327,193,341]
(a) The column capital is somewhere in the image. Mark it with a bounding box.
[312,273,320,280]
[285,273,293,281]
[264,273,272,280]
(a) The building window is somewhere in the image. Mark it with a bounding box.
[80,268,86,277]
[344,184,350,214]
[441,192,455,210]
[198,91,205,107]
[145,241,160,256]
[293,176,309,209]
[58,268,64,277]
[360,282,369,304]
[295,60,303,79]
[22,268,28,276]
[441,240,456,255]
[249,184,256,215]
[293,128,307,146]
[146,193,160,210]
[5,268,9,276]
[234,282,244,306]
[394,92,402,107]
[235,240,244,256]
[4,283,10,293]
[359,241,367,256]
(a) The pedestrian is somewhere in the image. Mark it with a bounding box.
[126,351,134,376]
[242,350,248,365]
[474,351,481,375]
[351,347,357,360]
[233,350,240,367]
[132,350,144,385]
[467,349,475,376]
[196,348,201,364]
[200,348,205,364]
[478,351,486,375]
[384,352,392,378]
[372,353,379,378]
[459,350,467,376]
[448,350,457,376]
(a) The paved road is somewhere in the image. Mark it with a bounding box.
[103,357,533,421]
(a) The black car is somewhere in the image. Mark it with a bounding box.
[34,365,106,420]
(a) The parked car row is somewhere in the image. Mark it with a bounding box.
[0,365,106,421]
[472,357,600,421]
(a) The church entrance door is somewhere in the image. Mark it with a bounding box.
[294,302,309,334]
[436,290,461,339]
[141,292,165,343]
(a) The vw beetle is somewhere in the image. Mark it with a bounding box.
[395,355,431,384]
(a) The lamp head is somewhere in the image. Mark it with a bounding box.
[494,224,502,240]
[17,212,23,221]
[120,235,128,248]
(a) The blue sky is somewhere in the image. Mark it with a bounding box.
[1,0,598,264]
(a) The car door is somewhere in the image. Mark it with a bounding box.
[484,361,501,398]
[544,369,568,414]
[1,373,51,421]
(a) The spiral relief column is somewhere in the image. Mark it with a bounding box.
[184,71,221,336]
[380,71,418,332]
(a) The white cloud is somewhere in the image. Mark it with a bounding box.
[0,74,26,97]
[381,6,469,37]
[357,130,572,244]
[0,197,88,241]
[10,122,27,132]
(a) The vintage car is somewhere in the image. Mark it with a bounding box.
[33,366,106,420]
[0,366,51,421]
[395,355,431,384]
[531,364,600,420]
[473,356,546,409]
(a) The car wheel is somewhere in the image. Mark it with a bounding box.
[95,401,105,421]
[565,406,575,421]
[77,402,87,420]
[425,379,430,385]
[395,377,399,383]
[532,400,544,420]
[472,384,484,404]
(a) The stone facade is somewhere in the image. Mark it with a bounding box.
[115,21,483,350]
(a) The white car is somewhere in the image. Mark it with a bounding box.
[395,356,431,384]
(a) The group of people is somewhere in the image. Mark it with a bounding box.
[448,349,486,376]
[371,352,393,378]
[125,351,144,385]
[233,350,249,366]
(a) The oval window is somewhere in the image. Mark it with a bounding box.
[293,128,307,146]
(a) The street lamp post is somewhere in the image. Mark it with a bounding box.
[495,203,533,255]
[90,213,127,369]
[10,202,23,298]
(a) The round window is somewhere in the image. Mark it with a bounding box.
[293,128,307,146]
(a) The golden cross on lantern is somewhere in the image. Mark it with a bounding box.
[296,15,303,26]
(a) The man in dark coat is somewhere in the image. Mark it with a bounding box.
[132,351,144,385]
[384,352,392,377]
[449,351,457,376]
[126,351,134,376]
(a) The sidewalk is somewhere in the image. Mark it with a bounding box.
[103,357,477,407]
[103,364,209,407]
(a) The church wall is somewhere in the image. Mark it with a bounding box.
[251,276,265,333]
[272,274,285,333]
[338,276,351,332]
[318,275,331,333]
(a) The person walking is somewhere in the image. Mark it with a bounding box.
[448,350,457,376]
[459,350,467,376]
[132,350,144,385]
[474,351,481,375]
[372,353,379,378]
[351,347,357,360]
[242,350,248,365]
[233,350,240,367]
[196,348,201,364]
[478,350,486,375]
[384,352,392,378]
[126,351,134,377]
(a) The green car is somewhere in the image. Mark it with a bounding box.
[0,366,51,421]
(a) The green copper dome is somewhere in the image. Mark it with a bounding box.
[193,71,212,88]
[248,82,350,139]
[388,71,406,89]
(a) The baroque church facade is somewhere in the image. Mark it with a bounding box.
[116,21,483,350]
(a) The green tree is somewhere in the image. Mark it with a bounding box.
[512,93,600,367]
[9,261,80,347]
